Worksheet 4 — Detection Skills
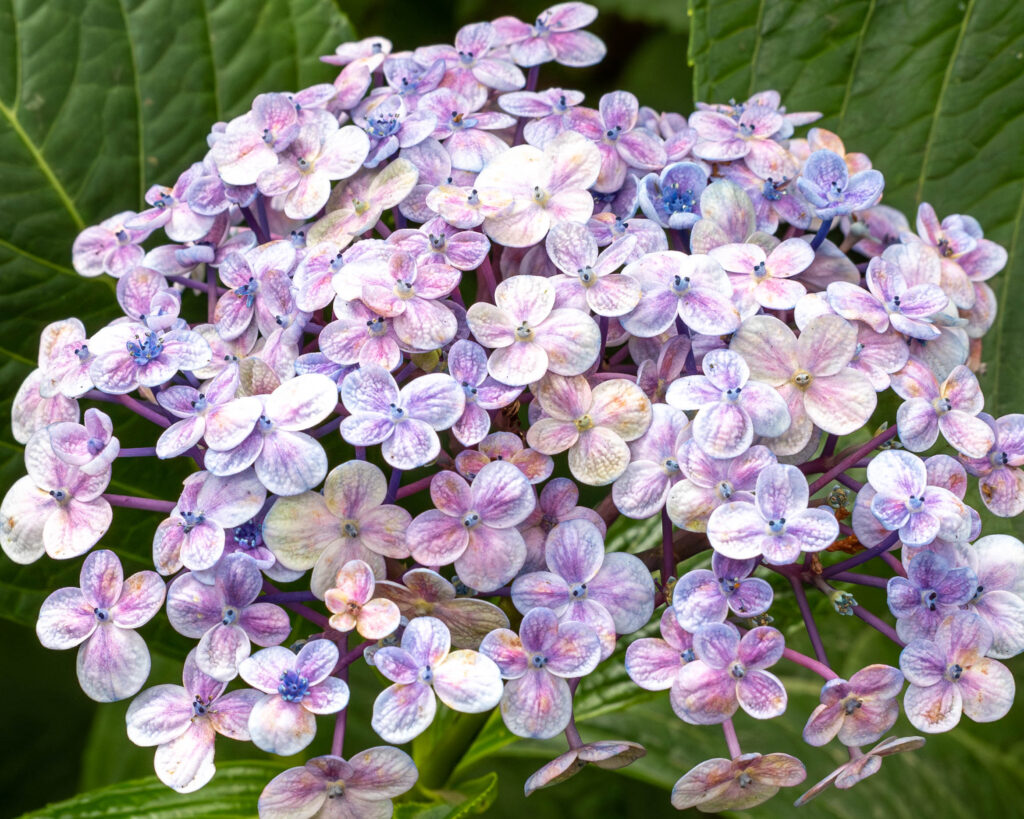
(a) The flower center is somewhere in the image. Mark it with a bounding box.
[462,380,479,402]
[729,662,746,679]
[365,317,388,337]
[719,577,741,596]
[278,670,311,702]
[574,415,594,432]
[343,521,360,538]
[530,654,548,669]
[569,582,588,600]
[235,278,259,308]
[389,402,406,421]
[663,457,680,474]
[793,370,813,388]
[221,607,239,626]
[515,322,535,342]
[48,488,69,505]
[671,274,691,295]
[234,521,262,550]
[327,782,346,799]
[181,510,206,533]
[192,695,209,717]
[767,517,786,534]
[907,495,924,511]
[922,589,939,611]
[752,261,767,279]
[762,177,785,201]
[663,185,696,215]
[945,663,963,682]
[843,696,864,716]
[463,512,481,528]
[126,332,165,366]
[716,481,734,500]
[366,113,401,139]
[540,513,559,534]
[93,606,110,622]
[532,186,550,207]
[577,266,596,287]
[419,666,434,684]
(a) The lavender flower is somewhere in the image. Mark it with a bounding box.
[887,550,977,642]
[36,550,165,701]
[672,554,773,631]
[611,403,690,519]
[958,534,1024,658]
[671,752,806,812]
[797,149,884,218]
[802,665,904,746]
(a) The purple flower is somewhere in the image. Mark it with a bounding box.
[666,349,790,459]
[127,163,217,242]
[340,365,465,469]
[325,559,401,639]
[467,275,601,386]
[1,429,112,564]
[620,251,740,338]
[416,88,515,172]
[827,256,948,340]
[239,639,350,756]
[375,568,509,649]
[499,87,586,148]
[88,320,211,394]
[527,374,653,486]
[209,93,301,186]
[204,373,339,496]
[262,460,411,598]
[310,159,419,244]
[511,518,655,658]
[867,450,969,547]
[710,238,814,315]
[795,736,925,805]
[474,131,601,247]
[407,460,535,592]
[125,649,261,792]
[213,241,298,341]
[796,149,884,219]
[446,339,523,446]
[580,91,666,192]
[153,470,266,575]
[37,318,95,400]
[356,94,437,168]
[690,104,796,180]
[611,403,690,519]
[666,440,776,532]
[672,554,773,632]
[545,223,641,317]
[71,211,153,278]
[689,179,774,254]
[371,616,503,744]
[517,476,605,572]
[959,413,1024,517]
[524,741,645,796]
[671,752,806,812]
[494,4,606,68]
[802,664,904,746]
[258,749,418,819]
[36,550,164,701]
[707,464,838,565]
[958,534,1024,658]
[480,607,601,738]
[638,161,707,230]
[155,367,250,459]
[887,550,977,642]
[48,408,119,475]
[729,314,878,455]
[899,611,1015,733]
[672,623,787,724]
[625,607,695,692]
[166,554,292,681]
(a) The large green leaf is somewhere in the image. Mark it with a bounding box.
[688,0,1024,415]
[0,0,353,632]
[18,761,281,819]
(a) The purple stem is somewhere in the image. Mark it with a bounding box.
[167,275,218,294]
[336,639,376,671]
[828,571,888,589]
[596,315,609,366]
[608,344,631,366]
[102,494,175,513]
[385,469,403,504]
[207,264,218,324]
[564,677,583,749]
[396,474,434,500]
[374,220,392,238]
[782,646,838,680]
[355,446,367,461]
[117,447,158,457]
[821,434,839,458]
[261,590,320,604]
[86,391,172,428]
[264,581,330,629]
[790,575,829,666]
[722,719,742,759]
[477,257,497,302]
[821,530,901,578]
[525,64,540,92]
[882,552,907,577]
[392,208,407,230]
[810,217,833,251]
[853,605,904,646]
[256,195,271,240]
[240,206,269,244]
[806,425,898,495]
[661,508,675,587]
[331,698,347,757]
[834,472,864,492]
[312,415,344,439]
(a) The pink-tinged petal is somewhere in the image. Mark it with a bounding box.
[329,559,377,607]
[839,696,900,746]
[403,616,451,667]
[373,647,420,685]
[77,625,151,702]
[166,573,224,638]
[588,551,656,634]
[262,492,340,570]
[729,577,774,617]
[546,519,605,584]
[433,649,503,714]
[899,640,946,687]
[738,626,785,670]
[358,598,402,640]
[589,379,652,440]
[466,302,516,349]
[341,365,399,415]
[545,620,602,677]
[296,639,340,685]
[803,699,845,746]
[265,374,337,431]
[898,399,940,452]
[904,680,961,733]
[737,669,787,719]
[568,426,631,486]
[44,498,112,560]
[868,449,927,498]
[671,661,737,724]
[473,461,535,526]
[625,637,685,690]
[204,397,263,451]
[152,720,216,793]
[125,684,193,746]
[511,571,571,615]
[729,315,797,385]
[433,599,510,651]
[939,411,995,459]
[804,369,877,435]
[257,764,327,819]
[79,549,123,609]
[381,419,439,470]
[343,745,418,799]
[526,418,579,455]
[372,682,436,744]
[707,502,767,560]
[110,571,165,628]
[827,281,889,332]
[403,373,465,429]
[693,622,741,668]
[612,461,671,520]
[534,308,601,376]
[500,670,572,739]
[239,602,292,647]
[958,658,1014,722]
[457,525,527,591]
[408,509,469,565]
[785,508,839,552]
[36,587,96,649]
[238,646,296,694]
[196,624,250,682]
[304,676,351,715]
[249,695,318,755]
[694,401,752,459]
[256,430,327,496]
[672,570,727,631]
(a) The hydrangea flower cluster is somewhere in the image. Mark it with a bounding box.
[4,4,1020,814]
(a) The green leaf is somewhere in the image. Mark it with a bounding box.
[396,772,499,819]
[18,761,281,819]
[688,0,1024,416]
[0,0,353,634]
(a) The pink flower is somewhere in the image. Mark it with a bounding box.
[36,550,165,701]
[671,752,806,812]
[611,403,690,519]
[710,238,814,316]
[494,4,607,68]
[517,476,605,572]
[524,741,645,796]
[545,223,641,316]
[325,559,401,639]
[455,431,554,484]
[802,664,904,747]
[795,737,924,805]
[47,408,119,475]
[625,607,696,692]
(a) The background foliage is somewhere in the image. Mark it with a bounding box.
[1,0,1021,816]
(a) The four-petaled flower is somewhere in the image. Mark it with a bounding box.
[802,664,904,747]
[325,559,402,639]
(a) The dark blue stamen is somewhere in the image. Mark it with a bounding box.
[126,332,164,366]
[278,670,311,701]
